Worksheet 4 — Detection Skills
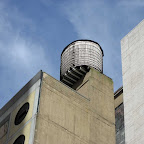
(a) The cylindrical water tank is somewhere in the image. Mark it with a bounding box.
[60,40,104,79]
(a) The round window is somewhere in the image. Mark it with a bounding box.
[15,102,29,125]
[13,135,25,144]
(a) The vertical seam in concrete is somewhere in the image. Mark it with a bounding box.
[6,114,11,143]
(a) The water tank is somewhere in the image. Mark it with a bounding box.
[60,40,104,87]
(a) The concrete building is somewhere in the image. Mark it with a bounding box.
[114,87,125,144]
[1,18,144,144]
[0,40,116,144]
[121,19,144,143]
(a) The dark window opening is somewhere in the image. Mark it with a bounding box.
[15,102,29,125]
[13,135,25,144]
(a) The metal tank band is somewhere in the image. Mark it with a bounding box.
[60,40,104,87]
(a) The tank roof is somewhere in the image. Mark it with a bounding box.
[61,39,104,56]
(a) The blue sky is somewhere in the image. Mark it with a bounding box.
[0,0,144,108]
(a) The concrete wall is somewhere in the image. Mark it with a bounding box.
[121,19,144,143]
[114,89,125,144]
[115,103,125,144]
[0,78,41,144]
[77,68,115,124]
[115,93,123,109]
[34,68,115,144]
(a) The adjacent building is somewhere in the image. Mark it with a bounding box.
[114,87,125,144]
[121,19,144,143]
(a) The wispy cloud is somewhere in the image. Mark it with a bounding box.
[62,0,109,39]
[61,0,144,91]
[0,0,143,108]
[61,0,121,89]
[0,1,52,108]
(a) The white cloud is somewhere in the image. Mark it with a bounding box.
[0,2,52,73]
[0,1,52,108]
[62,0,110,40]
[61,0,144,91]
[61,0,123,90]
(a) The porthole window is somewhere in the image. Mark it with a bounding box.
[13,135,25,144]
[15,102,29,125]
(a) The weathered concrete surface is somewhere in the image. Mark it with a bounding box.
[114,88,125,144]
[115,103,125,144]
[0,68,115,144]
[121,19,144,143]
[115,93,123,109]
[34,69,115,144]
[9,91,35,138]
[0,75,41,144]
[0,121,8,144]
[76,68,115,124]
[8,121,32,144]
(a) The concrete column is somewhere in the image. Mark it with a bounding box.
[75,68,115,144]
